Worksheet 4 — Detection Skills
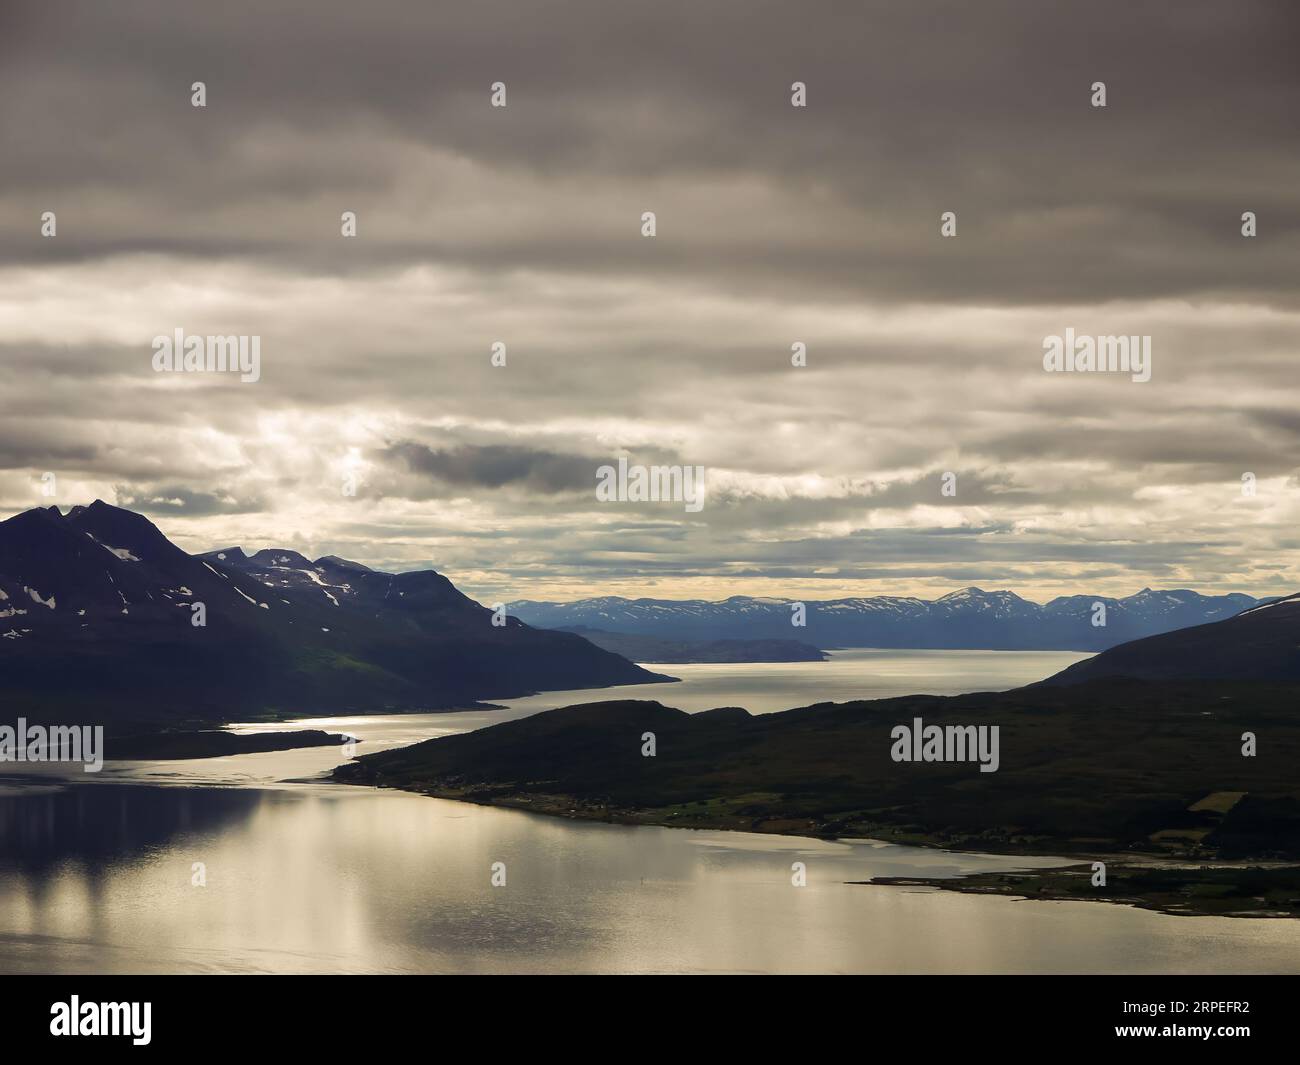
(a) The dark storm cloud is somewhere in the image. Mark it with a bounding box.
[0,423,97,466]
[384,441,596,494]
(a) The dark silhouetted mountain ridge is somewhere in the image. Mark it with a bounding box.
[0,502,666,724]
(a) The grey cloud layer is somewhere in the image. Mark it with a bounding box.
[4,1,1298,302]
[0,1,1297,601]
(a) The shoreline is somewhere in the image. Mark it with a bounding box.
[860,865,1300,919]
[333,776,1300,919]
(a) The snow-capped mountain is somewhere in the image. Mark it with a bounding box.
[509,586,1261,651]
[0,501,665,723]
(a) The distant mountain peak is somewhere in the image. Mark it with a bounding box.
[200,546,249,565]
[250,548,314,569]
[937,586,1020,601]
[64,499,186,566]
[315,555,372,573]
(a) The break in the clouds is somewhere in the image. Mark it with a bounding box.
[1,0,1298,603]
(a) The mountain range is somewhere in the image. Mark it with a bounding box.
[1,500,1285,729]
[508,587,1263,651]
[0,502,665,724]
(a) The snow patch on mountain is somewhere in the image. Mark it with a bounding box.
[24,587,55,609]
[86,533,142,562]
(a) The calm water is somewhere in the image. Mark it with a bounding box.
[3,649,1299,973]
[506,647,1096,715]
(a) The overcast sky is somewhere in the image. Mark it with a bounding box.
[1,1,1298,603]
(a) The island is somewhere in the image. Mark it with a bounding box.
[107,728,356,760]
